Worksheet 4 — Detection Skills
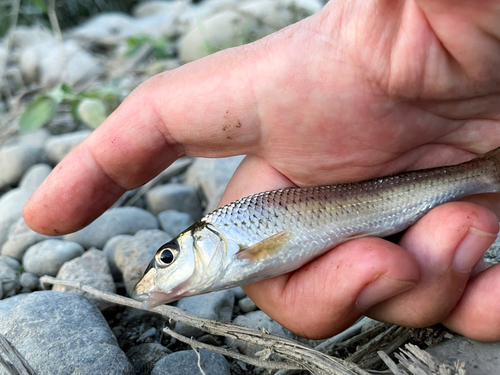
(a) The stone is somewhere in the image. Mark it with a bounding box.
[157,210,195,237]
[127,343,171,375]
[53,249,116,311]
[19,272,39,291]
[0,255,20,271]
[485,235,500,264]
[113,230,172,293]
[238,296,257,313]
[103,234,133,280]
[8,128,51,152]
[22,239,85,277]
[0,144,39,188]
[12,26,55,49]
[1,218,50,261]
[64,207,158,249]
[18,163,52,192]
[231,287,246,300]
[132,0,188,18]
[43,129,92,164]
[145,183,202,218]
[0,189,33,247]
[0,261,20,299]
[151,350,230,375]
[185,156,243,213]
[427,335,500,375]
[175,290,234,338]
[0,293,28,318]
[0,291,133,374]
[226,310,295,356]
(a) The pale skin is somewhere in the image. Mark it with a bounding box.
[23,0,500,340]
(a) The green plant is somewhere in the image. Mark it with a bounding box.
[125,35,175,60]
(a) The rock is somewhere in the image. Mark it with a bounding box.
[185,156,243,212]
[151,350,230,375]
[103,234,133,280]
[19,272,39,291]
[0,261,20,299]
[0,255,20,271]
[113,230,172,293]
[132,0,188,18]
[19,163,52,192]
[64,207,158,249]
[43,129,92,164]
[0,291,133,374]
[427,335,500,375]
[157,210,195,237]
[0,294,28,318]
[23,239,85,277]
[12,26,55,49]
[70,13,136,47]
[53,249,116,311]
[231,287,246,300]
[238,296,257,313]
[227,310,295,356]
[0,189,33,247]
[7,128,51,152]
[485,235,500,264]
[175,290,234,338]
[1,218,51,261]
[0,144,39,188]
[146,183,202,218]
[127,343,171,375]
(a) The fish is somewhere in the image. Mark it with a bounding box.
[132,147,500,308]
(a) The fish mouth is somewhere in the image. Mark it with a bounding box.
[131,269,183,309]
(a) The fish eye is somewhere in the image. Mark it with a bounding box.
[155,243,179,268]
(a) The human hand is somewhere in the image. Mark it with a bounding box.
[24,0,500,340]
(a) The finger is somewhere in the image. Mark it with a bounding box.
[365,202,498,327]
[221,156,419,339]
[442,264,500,341]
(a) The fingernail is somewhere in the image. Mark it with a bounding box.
[454,227,497,273]
[356,276,415,311]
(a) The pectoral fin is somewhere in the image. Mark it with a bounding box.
[236,231,291,261]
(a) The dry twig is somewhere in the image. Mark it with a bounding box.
[0,333,37,375]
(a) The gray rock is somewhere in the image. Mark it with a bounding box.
[0,291,133,375]
[64,207,158,249]
[103,234,133,280]
[132,0,188,18]
[238,296,257,313]
[226,310,295,356]
[231,287,246,300]
[70,13,135,47]
[1,219,50,261]
[0,293,28,318]
[12,26,55,49]
[53,249,116,311]
[0,144,39,188]
[151,350,230,375]
[157,210,195,237]
[19,272,39,291]
[0,255,20,271]
[175,290,234,338]
[114,230,172,293]
[23,239,85,277]
[127,343,171,375]
[43,130,92,164]
[0,261,20,299]
[146,183,202,218]
[185,156,244,212]
[485,235,500,264]
[0,189,33,248]
[427,335,500,375]
[19,163,52,192]
[4,129,51,152]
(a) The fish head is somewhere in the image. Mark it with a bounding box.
[131,223,231,308]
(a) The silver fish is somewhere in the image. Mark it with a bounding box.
[132,148,500,308]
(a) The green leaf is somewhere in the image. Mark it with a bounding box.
[19,95,57,132]
[77,98,108,129]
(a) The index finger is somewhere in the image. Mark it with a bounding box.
[23,46,264,235]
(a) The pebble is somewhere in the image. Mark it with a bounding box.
[43,129,92,164]
[103,234,133,280]
[0,293,28,318]
[127,343,171,375]
[427,335,500,375]
[53,249,116,311]
[64,207,159,249]
[175,290,235,338]
[145,183,202,218]
[157,210,195,237]
[0,261,20,299]
[0,291,133,374]
[238,296,257,313]
[0,144,39,189]
[3,128,51,152]
[226,310,296,356]
[231,287,247,300]
[113,230,172,293]
[185,156,244,212]
[0,255,20,271]
[18,163,52,192]
[0,189,36,247]
[1,218,51,261]
[19,272,40,291]
[151,349,230,375]
[70,12,135,47]
[22,239,85,277]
